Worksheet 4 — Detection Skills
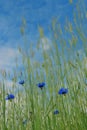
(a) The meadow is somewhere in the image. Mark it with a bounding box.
[0,1,87,130]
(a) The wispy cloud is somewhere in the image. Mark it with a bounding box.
[2,79,25,94]
[40,37,52,51]
[0,46,21,71]
[0,0,77,71]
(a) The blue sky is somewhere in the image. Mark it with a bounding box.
[0,0,84,72]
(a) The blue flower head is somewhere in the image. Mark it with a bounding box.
[37,82,45,89]
[19,80,25,85]
[58,88,68,95]
[5,94,15,100]
[23,119,27,125]
[54,110,59,115]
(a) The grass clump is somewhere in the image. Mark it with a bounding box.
[0,0,87,130]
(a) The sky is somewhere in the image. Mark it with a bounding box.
[0,0,86,73]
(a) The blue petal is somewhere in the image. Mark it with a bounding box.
[19,80,25,85]
[5,94,15,100]
[54,110,59,115]
[37,82,45,88]
[58,88,68,95]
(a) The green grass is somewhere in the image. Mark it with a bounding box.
[0,1,87,129]
[0,39,87,130]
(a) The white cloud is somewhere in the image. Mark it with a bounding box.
[40,37,51,51]
[41,38,50,50]
[0,47,21,71]
[1,79,25,95]
[4,79,14,87]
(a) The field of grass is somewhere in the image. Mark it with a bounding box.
[0,1,87,130]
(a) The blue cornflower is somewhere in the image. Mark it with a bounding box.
[58,88,68,95]
[54,110,59,115]
[23,119,27,125]
[5,94,15,100]
[37,82,45,89]
[19,80,25,85]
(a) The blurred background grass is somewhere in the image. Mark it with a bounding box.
[0,0,87,130]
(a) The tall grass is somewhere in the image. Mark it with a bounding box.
[0,0,87,130]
